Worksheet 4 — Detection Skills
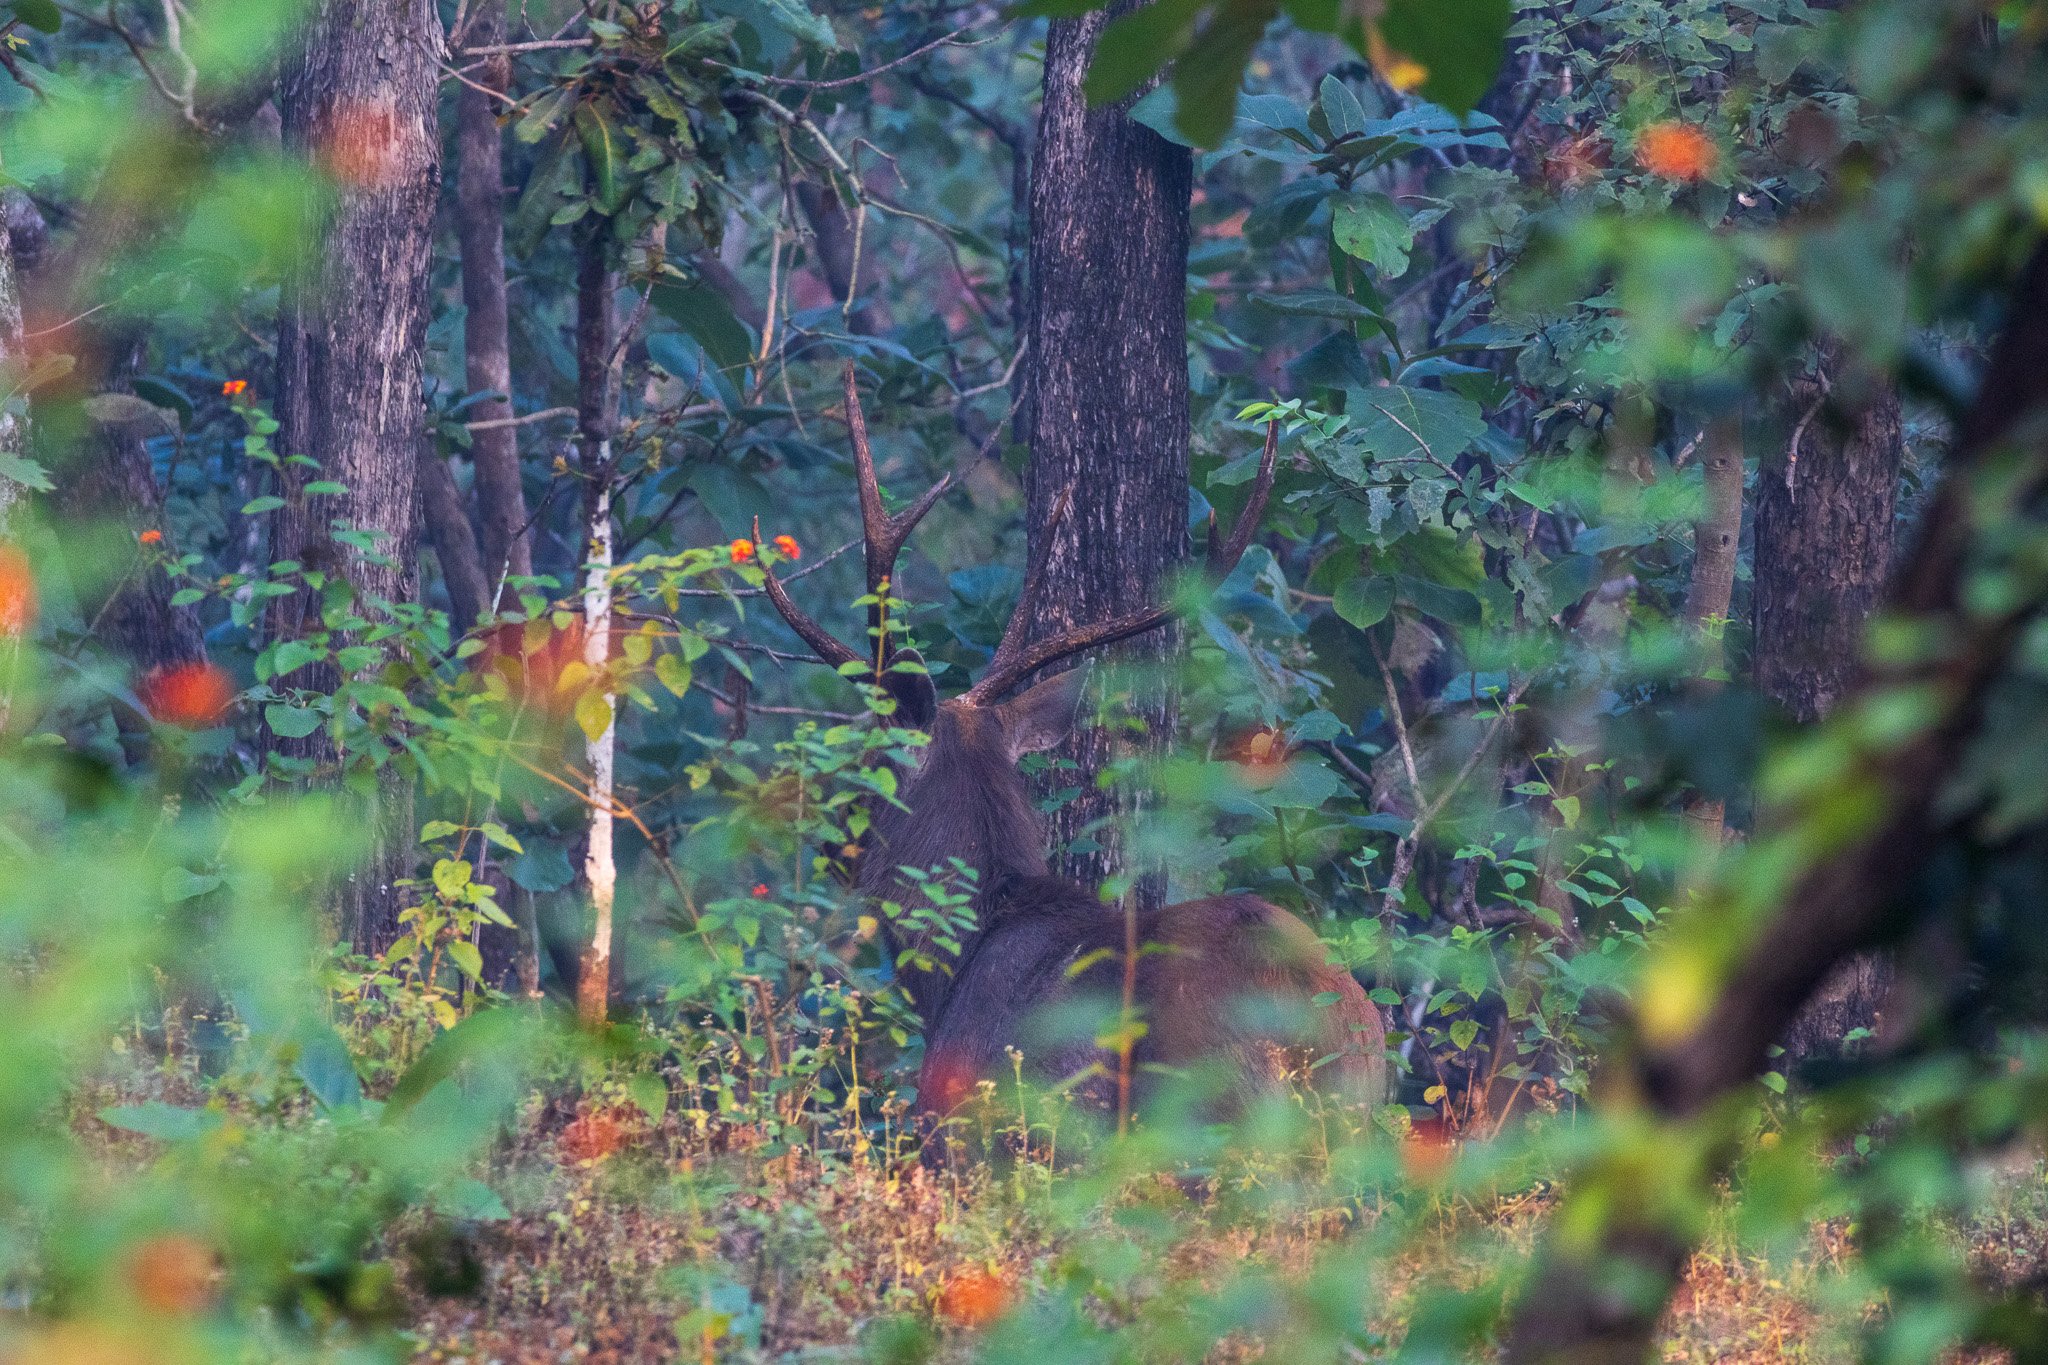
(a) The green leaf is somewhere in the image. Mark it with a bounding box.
[161,867,223,902]
[1250,289,1378,320]
[1375,0,1512,114]
[434,1177,511,1222]
[1332,191,1413,277]
[573,101,625,216]
[421,819,461,842]
[1348,385,1487,462]
[99,1102,221,1141]
[575,690,614,743]
[1553,794,1581,829]
[1449,1018,1480,1051]
[269,639,321,679]
[628,1072,670,1124]
[448,940,484,982]
[1085,0,1201,107]
[264,703,322,738]
[0,451,55,492]
[241,495,286,515]
[9,0,61,33]
[755,0,837,48]
[432,858,474,901]
[1333,575,1394,630]
[655,652,693,698]
[1167,3,1276,146]
[651,280,754,375]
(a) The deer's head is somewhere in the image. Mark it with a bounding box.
[756,366,1277,1005]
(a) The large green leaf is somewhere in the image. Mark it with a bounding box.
[1377,0,1513,113]
[1347,385,1487,463]
[1332,191,1413,276]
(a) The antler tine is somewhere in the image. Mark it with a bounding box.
[843,361,951,599]
[754,514,864,672]
[961,422,1282,706]
[981,483,1074,677]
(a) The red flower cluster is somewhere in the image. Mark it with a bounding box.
[934,1266,1012,1328]
[0,544,35,636]
[138,528,164,546]
[1636,121,1719,182]
[139,662,236,728]
[729,538,755,564]
[220,379,248,397]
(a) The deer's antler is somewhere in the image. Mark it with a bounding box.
[958,419,1280,705]
[758,362,951,673]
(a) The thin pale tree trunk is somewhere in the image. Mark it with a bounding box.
[1680,414,1745,846]
[0,208,25,532]
[574,237,619,1029]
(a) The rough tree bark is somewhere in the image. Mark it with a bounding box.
[1501,242,2048,1365]
[1759,350,1905,1059]
[272,0,442,952]
[455,6,532,599]
[6,187,205,676]
[574,237,620,1029]
[420,444,489,633]
[1021,1,1193,910]
[1680,414,1745,846]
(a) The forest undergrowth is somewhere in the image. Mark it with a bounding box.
[59,1027,2048,1365]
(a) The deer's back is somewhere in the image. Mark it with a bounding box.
[917,880,1387,1119]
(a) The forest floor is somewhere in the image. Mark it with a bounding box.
[56,1051,2048,1364]
[392,1101,2048,1365]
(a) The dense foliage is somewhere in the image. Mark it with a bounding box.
[3,0,2048,1360]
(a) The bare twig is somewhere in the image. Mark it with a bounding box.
[465,405,580,433]
[715,20,991,92]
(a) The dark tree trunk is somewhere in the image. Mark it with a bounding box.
[63,357,208,674]
[1501,243,2048,1365]
[1021,1,1193,910]
[3,188,204,675]
[420,445,489,633]
[271,0,442,952]
[1680,414,1745,846]
[1758,349,1905,1059]
[456,9,532,599]
[796,179,884,336]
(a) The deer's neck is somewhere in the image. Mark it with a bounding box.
[856,730,1051,1022]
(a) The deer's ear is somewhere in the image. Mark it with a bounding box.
[882,648,938,728]
[998,668,1088,757]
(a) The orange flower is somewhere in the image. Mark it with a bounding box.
[123,1233,219,1315]
[0,543,35,636]
[728,538,755,564]
[138,529,164,546]
[935,1266,1011,1328]
[1636,121,1718,182]
[559,1107,630,1163]
[220,379,247,397]
[772,534,801,560]
[751,883,770,898]
[139,662,236,728]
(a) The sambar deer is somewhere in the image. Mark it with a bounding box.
[759,366,1388,1132]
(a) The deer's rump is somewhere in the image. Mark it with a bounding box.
[915,880,1388,1121]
